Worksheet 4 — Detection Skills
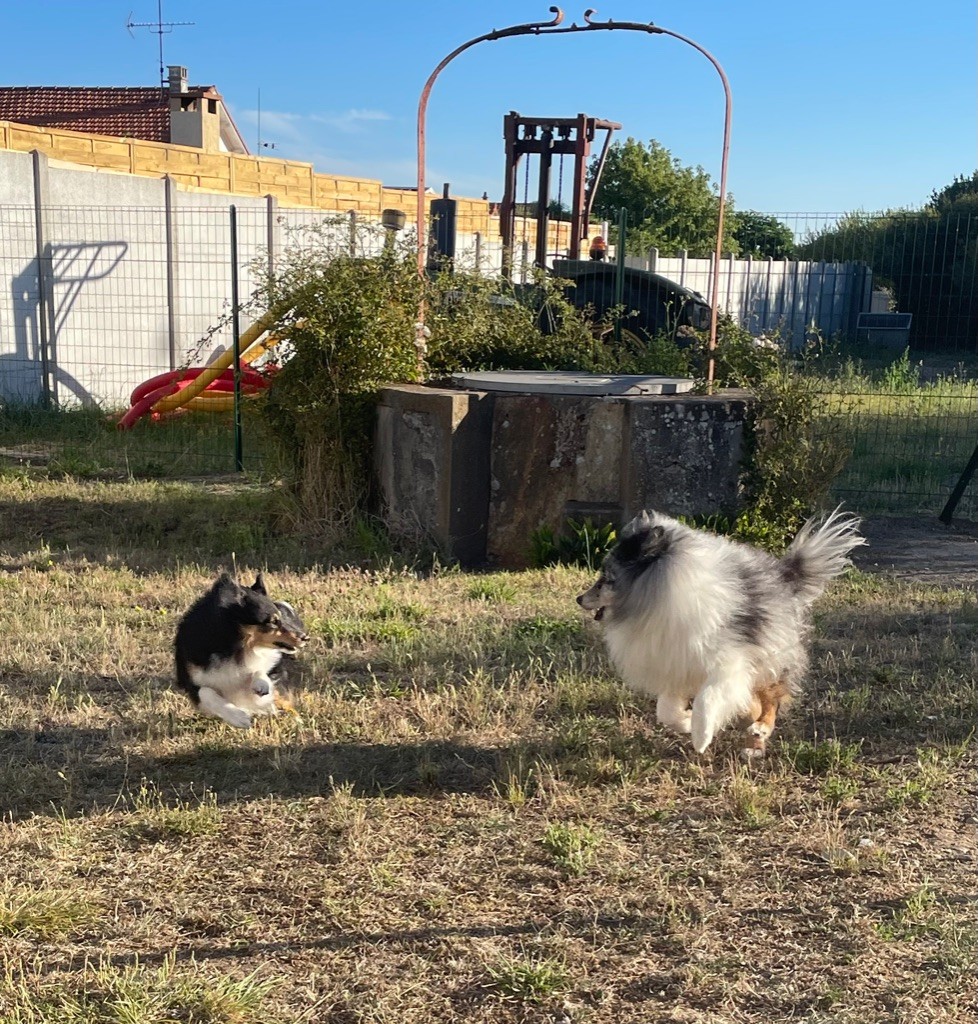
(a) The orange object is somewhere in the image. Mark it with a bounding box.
[117,312,282,429]
[589,236,608,261]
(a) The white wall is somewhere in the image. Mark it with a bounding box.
[0,147,871,406]
[625,249,872,347]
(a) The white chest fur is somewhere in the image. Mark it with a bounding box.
[188,645,283,697]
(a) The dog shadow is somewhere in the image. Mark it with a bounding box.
[0,724,518,820]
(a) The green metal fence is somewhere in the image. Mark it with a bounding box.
[1,198,976,518]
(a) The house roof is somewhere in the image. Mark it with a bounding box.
[0,86,173,141]
[0,83,248,153]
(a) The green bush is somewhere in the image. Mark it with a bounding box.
[253,222,847,554]
[256,223,424,535]
[688,316,851,549]
[424,268,612,374]
[530,517,617,570]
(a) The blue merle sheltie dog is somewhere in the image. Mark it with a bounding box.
[174,572,308,728]
[577,508,865,757]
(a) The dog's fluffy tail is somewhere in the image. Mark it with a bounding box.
[780,507,866,606]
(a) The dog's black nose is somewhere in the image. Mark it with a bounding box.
[576,595,584,606]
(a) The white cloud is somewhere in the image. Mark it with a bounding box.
[310,109,393,133]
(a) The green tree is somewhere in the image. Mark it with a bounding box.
[796,171,978,350]
[731,210,796,258]
[928,170,978,213]
[589,137,735,257]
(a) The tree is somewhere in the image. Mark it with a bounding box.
[731,211,796,259]
[796,171,978,351]
[589,137,736,257]
[928,170,978,213]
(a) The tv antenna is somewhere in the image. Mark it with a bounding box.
[256,89,278,153]
[126,2,195,89]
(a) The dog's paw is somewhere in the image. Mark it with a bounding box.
[690,719,715,753]
[222,707,253,729]
[665,715,693,735]
[747,721,772,740]
[252,676,272,698]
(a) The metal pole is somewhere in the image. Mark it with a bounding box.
[230,205,243,472]
[415,8,732,389]
[614,206,627,344]
[164,176,178,371]
[31,150,53,408]
[939,441,978,524]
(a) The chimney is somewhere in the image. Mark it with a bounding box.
[167,65,188,95]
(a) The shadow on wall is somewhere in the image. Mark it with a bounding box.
[4,241,127,406]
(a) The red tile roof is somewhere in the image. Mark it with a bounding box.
[0,85,214,143]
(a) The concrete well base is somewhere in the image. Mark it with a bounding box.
[376,384,753,568]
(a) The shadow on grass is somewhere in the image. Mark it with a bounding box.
[0,486,321,573]
[93,910,687,973]
[0,723,509,820]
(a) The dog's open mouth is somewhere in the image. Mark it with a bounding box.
[594,607,605,622]
[274,635,307,653]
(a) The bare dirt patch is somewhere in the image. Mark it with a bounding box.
[855,515,978,588]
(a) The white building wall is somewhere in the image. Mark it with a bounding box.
[0,146,870,406]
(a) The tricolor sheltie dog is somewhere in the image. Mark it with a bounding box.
[577,508,865,756]
[174,572,308,728]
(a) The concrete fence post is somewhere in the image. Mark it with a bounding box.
[265,193,278,279]
[164,175,178,370]
[31,149,54,407]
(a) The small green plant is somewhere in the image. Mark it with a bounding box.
[780,737,861,775]
[128,781,222,839]
[879,348,921,391]
[5,955,278,1023]
[486,950,569,1002]
[494,757,538,809]
[540,821,602,876]
[821,775,860,806]
[467,577,519,603]
[726,772,775,828]
[885,779,934,808]
[875,883,941,940]
[0,887,94,939]
[530,517,617,569]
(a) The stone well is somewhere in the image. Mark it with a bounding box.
[375,372,753,568]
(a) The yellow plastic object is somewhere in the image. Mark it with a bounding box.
[150,310,279,414]
[175,338,279,412]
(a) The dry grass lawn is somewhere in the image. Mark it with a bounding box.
[0,473,974,1023]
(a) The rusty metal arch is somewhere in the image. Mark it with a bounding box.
[416,7,732,385]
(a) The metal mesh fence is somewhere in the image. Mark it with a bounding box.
[817,386,978,520]
[0,198,975,518]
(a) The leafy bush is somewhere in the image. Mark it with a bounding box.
[256,222,424,535]
[530,517,617,570]
[424,268,612,374]
[686,316,851,549]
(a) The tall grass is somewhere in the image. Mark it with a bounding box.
[805,349,978,516]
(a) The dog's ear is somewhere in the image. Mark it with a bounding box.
[215,571,240,591]
[619,510,652,541]
[616,514,668,564]
[639,524,668,560]
[250,573,267,595]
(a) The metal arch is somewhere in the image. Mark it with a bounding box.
[416,7,732,386]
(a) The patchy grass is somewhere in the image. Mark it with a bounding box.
[815,381,978,517]
[0,477,974,1022]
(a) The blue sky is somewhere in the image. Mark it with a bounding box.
[4,0,975,213]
